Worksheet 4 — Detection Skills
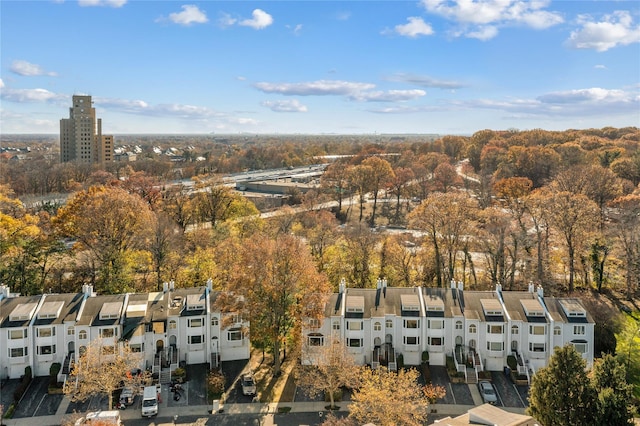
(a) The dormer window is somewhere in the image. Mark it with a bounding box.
[186,294,205,311]
[481,299,503,317]
[99,302,122,321]
[560,300,587,321]
[38,301,64,320]
[346,296,364,313]
[521,299,545,318]
[9,303,37,322]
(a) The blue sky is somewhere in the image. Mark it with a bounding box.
[1,0,639,135]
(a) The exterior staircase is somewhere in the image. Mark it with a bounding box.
[466,367,478,384]
[62,352,75,374]
[159,370,172,384]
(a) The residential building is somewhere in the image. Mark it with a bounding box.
[60,95,113,165]
[0,282,249,382]
[302,279,595,384]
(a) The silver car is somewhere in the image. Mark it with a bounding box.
[241,373,256,396]
[478,380,498,405]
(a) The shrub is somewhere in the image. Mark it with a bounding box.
[507,355,517,371]
[50,362,61,377]
[207,369,225,400]
[422,351,429,363]
[396,354,404,369]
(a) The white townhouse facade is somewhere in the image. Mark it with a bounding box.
[0,283,250,381]
[301,280,595,382]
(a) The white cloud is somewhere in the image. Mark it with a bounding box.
[10,60,57,77]
[168,5,208,26]
[389,73,465,89]
[594,65,607,70]
[95,96,224,119]
[217,12,237,28]
[567,11,640,52]
[420,0,563,39]
[254,80,375,96]
[261,99,308,112]
[451,87,639,118]
[336,11,351,21]
[239,9,273,30]
[466,25,498,41]
[349,89,427,102]
[393,17,434,38]
[0,87,68,103]
[0,78,4,89]
[78,0,126,7]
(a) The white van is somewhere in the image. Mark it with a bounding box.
[141,385,158,417]
[74,410,121,425]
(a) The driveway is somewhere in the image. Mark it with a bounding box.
[490,371,528,408]
[219,359,251,404]
[12,377,63,418]
[185,363,208,406]
[426,365,475,405]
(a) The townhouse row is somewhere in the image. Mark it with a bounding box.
[302,279,595,381]
[0,281,249,381]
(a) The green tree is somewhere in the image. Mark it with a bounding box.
[528,345,593,426]
[591,354,634,425]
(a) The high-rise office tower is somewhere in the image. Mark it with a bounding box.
[60,95,113,165]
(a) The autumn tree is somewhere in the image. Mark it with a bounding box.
[227,233,330,375]
[193,179,258,229]
[544,190,599,292]
[609,195,640,300]
[528,345,593,426]
[432,162,460,193]
[379,235,418,287]
[349,367,439,426]
[389,166,415,223]
[53,186,155,294]
[408,192,478,287]
[320,160,351,221]
[361,156,394,227]
[64,338,149,410]
[297,337,362,409]
[348,163,373,222]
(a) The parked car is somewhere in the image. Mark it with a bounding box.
[119,387,135,406]
[478,380,498,405]
[241,372,256,396]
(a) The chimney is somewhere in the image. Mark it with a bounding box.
[496,283,502,294]
[537,285,544,298]
[457,281,464,292]
[376,278,382,289]
[206,278,212,292]
[163,282,169,293]
[528,281,535,293]
[82,284,95,297]
[169,280,175,291]
[339,278,346,294]
[0,284,9,299]
[451,279,456,289]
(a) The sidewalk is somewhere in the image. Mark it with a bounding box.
[0,399,523,426]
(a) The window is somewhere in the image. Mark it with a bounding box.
[455,321,463,330]
[404,319,419,329]
[10,347,27,357]
[67,326,75,336]
[469,324,477,334]
[348,338,362,347]
[308,333,324,346]
[404,336,419,345]
[529,325,546,335]
[100,328,115,338]
[169,320,177,330]
[347,321,363,331]
[332,320,340,331]
[428,337,442,346]
[189,318,203,328]
[211,317,219,326]
[511,325,519,335]
[308,318,320,329]
[573,342,588,354]
[428,320,443,329]
[374,322,382,331]
[130,343,143,353]
[386,319,393,329]
[529,342,546,352]
[9,329,25,339]
[573,325,585,335]
[37,327,54,338]
[487,341,503,352]
[554,326,562,336]
[228,328,242,341]
[188,335,203,345]
[488,324,503,334]
[78,330,87,340]
[38,345,56,355]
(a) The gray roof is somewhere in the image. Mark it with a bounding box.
[76,294,125,326]
[0,295,43,328]
[33,293,84,326]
